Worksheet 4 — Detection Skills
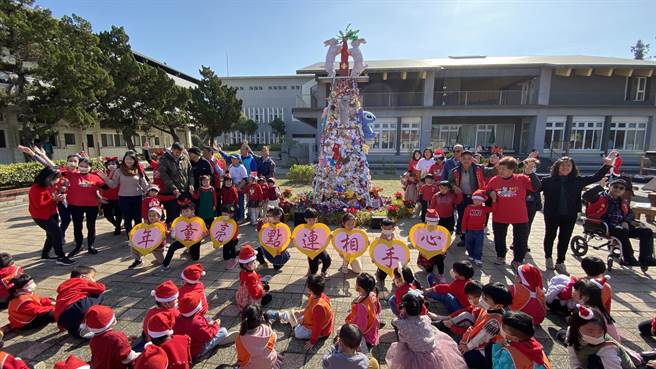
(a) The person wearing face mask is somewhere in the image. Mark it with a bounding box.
[7,274,55,332]
[99,157,123,235]
[567,304,642,369]
[373,218,401,289]
[491,311,552,369]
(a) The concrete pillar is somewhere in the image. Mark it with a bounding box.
[537,68,552,105]
[422,71,436,107]
[534,112,547,153]
[419,112,433,149]
[564,115,573,155]
[395,117,402,156]
[600,116,612,154]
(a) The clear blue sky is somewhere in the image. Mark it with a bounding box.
[38,0,656,78]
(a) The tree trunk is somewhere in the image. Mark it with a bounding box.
[122,129,135,151]
[168,127,180,143]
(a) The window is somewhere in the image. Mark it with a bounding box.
[570,118,603,150]
[626,77,647,101]
[544,117,566,151]
[371,118,397,152]
[431,124,460,148]
[400,117,420,153]
[113,134,124,147]
[101,133,114,147]
[0,113,4,122]
[0,129,6,148]
[475,124,495,147]
[64,133,76,145]
[141,136,148,146]
[609,117,648,151]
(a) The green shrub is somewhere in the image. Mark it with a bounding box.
[287,164,315,184]
[0,158,104,189]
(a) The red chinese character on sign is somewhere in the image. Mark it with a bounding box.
[382,247,400,268]
[339,234,359,252]
[301,230,320,250]
[420,233,442,247]
[138,230,154,247]
[266,228,282,247]
[215,223,229,242]
[182,223,198,241]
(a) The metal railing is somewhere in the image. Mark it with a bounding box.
[434,90,528,106]
[360,92,424,107]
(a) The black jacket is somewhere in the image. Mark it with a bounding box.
[191,157,213,191]
[540,164,610,217]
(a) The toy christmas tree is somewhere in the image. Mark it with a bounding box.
[312,26,376,209]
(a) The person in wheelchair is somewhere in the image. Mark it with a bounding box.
[582,177,656,270]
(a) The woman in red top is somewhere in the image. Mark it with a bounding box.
[99,157,123,235]
[28,167,73,265]
[65,157,105,257]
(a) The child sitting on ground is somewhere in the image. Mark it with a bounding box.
[0,351,30,369]
[85,305,139,369]
[389,266,426,318]
[130,207,168,269]
[345,273,381,351]
[54,265,106,338]
[374,218,401,289]
[256,207,291,270]
[138,280,180,349]
[0,253,23,308]
[7,274,55,332]
[173,292,237,360]
[147,311,192,369]
[132,344,168,369]
[323,323,379,369]
[386,292,467,369]
[460,282,513,369]
[53,355,88,369]
[546,256,612,315]
[417,209,448,284]
[193,175,217,229]
[220,204,240,270]
[141,185,161,222]
[435,281,483,338]
[508,263,546,326]
[180,263,208,316]
[334,213,363,274]
[268,274,334,351]
[300,207,331,277]
[161,203,208,272]
[236,244,272,310]
[491,311,552,369]
[424,260,474,314]
[236,304,281,369]
[462,189,493,266]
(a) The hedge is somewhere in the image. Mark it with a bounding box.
[286,164,314,184]
[0,158,104,190]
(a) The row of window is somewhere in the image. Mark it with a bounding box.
[227,131,282,145]
[432,124,515,150]
[245,107,284,124]
[242,85,301,91]
[60,133,163,148]
[544,117,648,151]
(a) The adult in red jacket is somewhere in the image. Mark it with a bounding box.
[28,167,73,265]
[55,266,106,338]
[65,157,105,257]
[486,156,541,267]
[583,178,656,270]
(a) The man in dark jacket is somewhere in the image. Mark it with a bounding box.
[252,145,276,179]
[188,147,213,191]
[158,142,194,223]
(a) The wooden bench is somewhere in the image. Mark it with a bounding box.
[633,202,656,223]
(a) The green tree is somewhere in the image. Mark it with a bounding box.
[235,117,258,136]
[269,117,286,138]
[631,39,650,60]
[189,66,243,145]
[142,67,191,143]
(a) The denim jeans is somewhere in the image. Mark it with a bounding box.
[236,192,245,220]
[425,291,463,314]
[465,230,485,261]
[118,195,142,235]
[197,327,228,358]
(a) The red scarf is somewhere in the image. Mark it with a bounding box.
[510,337,546,365]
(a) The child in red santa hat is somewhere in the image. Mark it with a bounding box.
[179,263,208,316]
[508,263,546,325]
[416,209,447,285]
[0,351,30,369]
[147,311,192,369]
[236,244,272,310]
[129,206,168,269]
[54,265,105,339]
[132,343,169,369]
[84,305,139,369]
[133,280,180,352]
[53,355,89,369]
[173,292,237,360]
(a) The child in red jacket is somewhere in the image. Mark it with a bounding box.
[7,274,55,331]
[173,292,237,360]
[129,207,168,269]
[424,260,474,314]
[147,311,192,369]
[435,281,483,337]
[416,209,448,283]
[508,263,546,326]
[236,245,272,310]
[462,189,493,266]
[418,174,438,222]
[265,177,279,208]
[54,265,106,338]
[0,352,30,369]
[138,280,180,349]
[257,177,268,218]
[220,175,238,208]
[142,185,162,221]
[428,180,463,233]
[179,263,208,317]
[0,253,23,307]
[245,175,263,226]
[85,305,139,369]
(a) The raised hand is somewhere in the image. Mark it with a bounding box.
[603,150,617,166]
[17,145,35,157]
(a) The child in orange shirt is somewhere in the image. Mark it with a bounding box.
[7,274,55,332]
[0,253,23,307]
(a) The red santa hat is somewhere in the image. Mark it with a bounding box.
[517,263,543,290]
[147,311,176,339]
[54,355,90,369]
[151,280,179,303]
[590,275,610,290]
[148,206,163,217]
[577,304,595,320]
[178,292,204,317]
[472,189,488,202]
[133,343,169,369]
[83,305,116,334]
[239,244,258,264]
[425,209,439,224]
[181,263,206,284]
[146,184,160,193]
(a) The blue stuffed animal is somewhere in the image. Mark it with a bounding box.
[357,109,376,141]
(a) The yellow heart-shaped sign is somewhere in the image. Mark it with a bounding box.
[292,223,331,260]
[171,216,207,248]
[129,222,166,256]
[331,228,369,263]
[209,217,238,249]
[258,222,292,257]
[370,239,411,277]
[408,223,452,259]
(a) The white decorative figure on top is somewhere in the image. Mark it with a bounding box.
[349,38,367,77]
[323,38,341,78]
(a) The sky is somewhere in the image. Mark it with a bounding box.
[38,0,656,78]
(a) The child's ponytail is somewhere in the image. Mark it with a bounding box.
[356,273,377,297]
[8,274,32,300]
[240,304,264,336]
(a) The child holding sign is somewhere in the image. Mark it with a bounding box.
[129,207,167,269]
[374,218,402,288]
[333,213,366,274]
[221,204,240,270]
[296,208,332,277]
[161,203,208,272]
[256,207,291,271]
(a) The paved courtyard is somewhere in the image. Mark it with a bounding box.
[1,204,656,368]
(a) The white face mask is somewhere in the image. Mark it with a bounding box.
[24,281,36,292]
[382,229,394,237]
[79,166,90,174]
[478,297,491,310]
[107,164,117,170]
[581,333,605,346]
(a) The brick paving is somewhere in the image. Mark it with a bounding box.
[1,205,656,369]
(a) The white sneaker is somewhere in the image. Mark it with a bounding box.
[467,256,474,261]
[220,330,239,345]
[261,275,272,283]
[474,259,483,266]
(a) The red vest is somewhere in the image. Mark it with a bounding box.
[462,310,503,349]
[346,293,378,335]
[303,293,334,335]
[585,194,629,220]
[452,165,486,190]
[505,345,553,369]
[160,335,192,369]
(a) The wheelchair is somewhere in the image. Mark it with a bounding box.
[569,217,622,271]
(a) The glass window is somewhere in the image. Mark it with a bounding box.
[154,137,161,146]
[400,117,421,153]
[544,119,566,151]
[626,77,647,101]
[370,118,397,152]
[570,119,603,150]
[431,124,460,148]
[475,124,495,147]
[64,133,76,145]
[101,134,113,147]
[113,134,124,147]
[609,118,648,151]
[0,129,6,148]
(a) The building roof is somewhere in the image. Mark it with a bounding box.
[133,51,200,86]
[220,75,313,81]
[297,55,656,74]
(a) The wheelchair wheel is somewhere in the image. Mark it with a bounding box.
[607,256,613,271]
[570,236,588,256]
[610,237,622,258]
